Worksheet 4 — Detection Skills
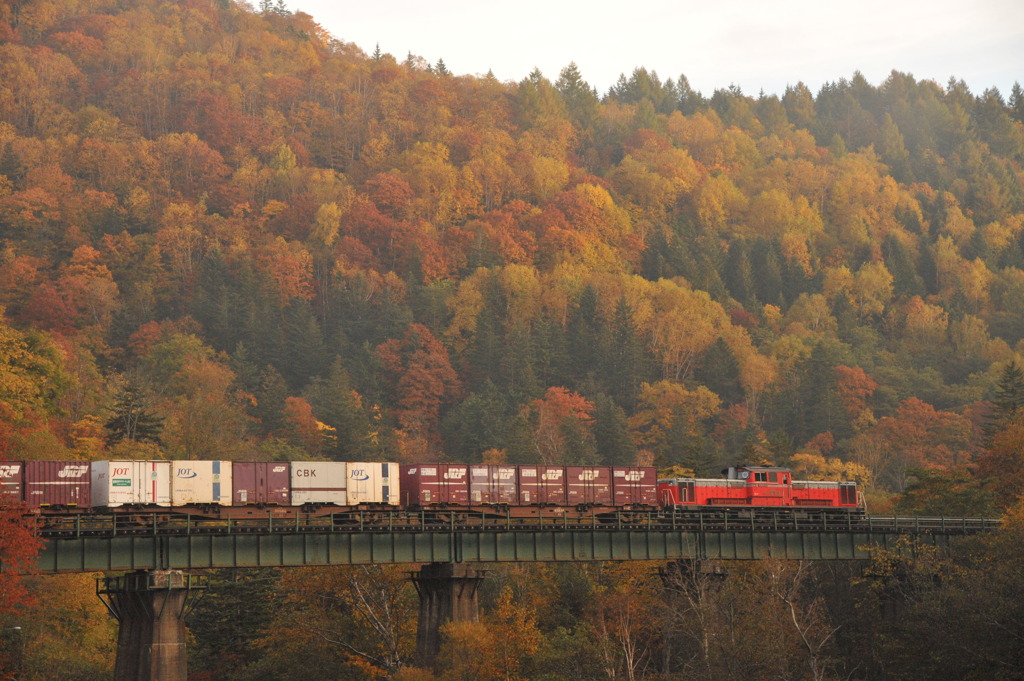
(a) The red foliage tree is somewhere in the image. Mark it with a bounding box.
[833,365,878,421]
[522,387,595,464]
[364,172,414,219]
[376,324,460,441]
[0,503,42,614]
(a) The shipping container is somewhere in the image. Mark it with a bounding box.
[0,461,24,505]
[566,466,613,507]
[290,461,347,505]
[346,462,400,505]
[400,464,469,505]
[171,460,232,505]
[517,466,567,505]
[468,465,517,504]
[27,461,93,508]
[611,467,658,507]
[232,462,290,505]
[92,461,171,507]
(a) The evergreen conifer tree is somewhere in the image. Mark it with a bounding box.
[1009,82,1024,123]
[724,241,757,308]
[986,361,1024,443]
[882,234,925,297]
[106,381,164,444]
[593,394,636,466]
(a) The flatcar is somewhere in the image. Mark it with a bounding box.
[0,460,401,517]
[399,464,659,512]
[0,460,863,522]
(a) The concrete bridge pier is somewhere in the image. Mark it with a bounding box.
[97,570,206,681]
[410,562,486,668]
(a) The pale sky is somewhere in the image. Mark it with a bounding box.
[284,0,1022,99]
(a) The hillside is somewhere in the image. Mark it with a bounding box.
[1,0,1024,512]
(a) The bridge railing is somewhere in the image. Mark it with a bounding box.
[34,509,1002,540]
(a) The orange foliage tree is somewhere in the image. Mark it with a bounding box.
[977,412,1024,508]
[850,397,979,491]
[282,396,333,456]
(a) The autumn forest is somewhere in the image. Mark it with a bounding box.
[1,0,1024,679]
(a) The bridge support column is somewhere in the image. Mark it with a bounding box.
[97,570,206,681]
[411,562,486,668]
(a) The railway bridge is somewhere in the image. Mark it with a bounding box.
[27,510,1000,681]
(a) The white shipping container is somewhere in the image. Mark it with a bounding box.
[92,460,171,507]
[171,460,232,505]
[291,461,348,505]
[346,462,401,505]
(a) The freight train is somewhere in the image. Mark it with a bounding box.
[0,460,863,522]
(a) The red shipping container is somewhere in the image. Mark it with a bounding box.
[233,462,291,505]
[401,464,469,505]
[25,461,91,508]
[517,466,567,505]
[0,461,23,505]
[566,466,613,507]
[468,465,517,504]
[612,467,658,507]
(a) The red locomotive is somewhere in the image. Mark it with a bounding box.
[658,465,861,509]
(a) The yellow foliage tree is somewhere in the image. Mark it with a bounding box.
[631,278,726,381]
[629,381,721,451]
[790,451,873,487]
[586,562,662,681]
[852,261,894,317]
[438,587,541,681]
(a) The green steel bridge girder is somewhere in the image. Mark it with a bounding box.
[36,529,969,573]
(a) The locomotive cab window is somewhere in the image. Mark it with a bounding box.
[768,472,778,483]
[754,472,768,482]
